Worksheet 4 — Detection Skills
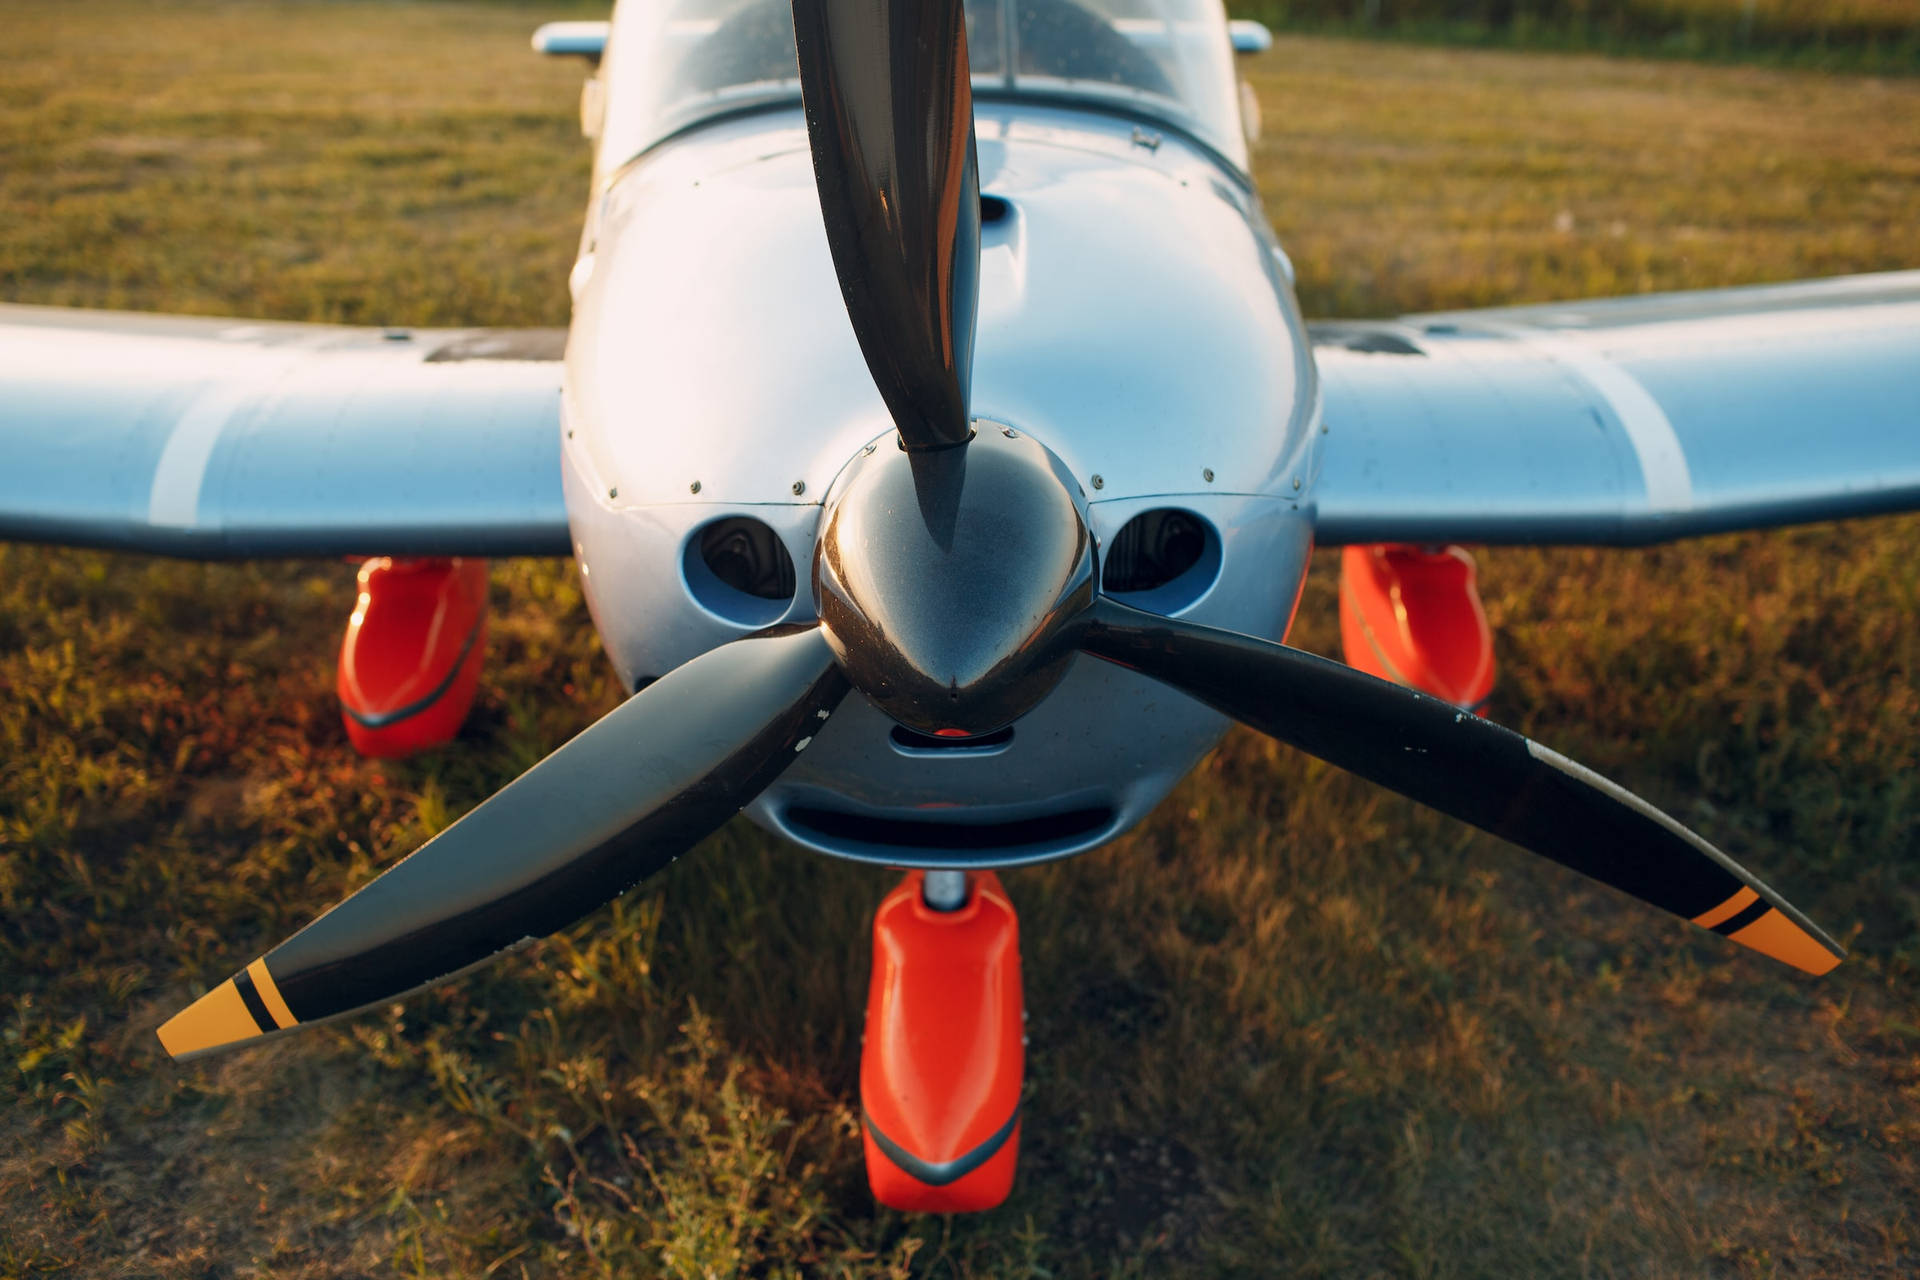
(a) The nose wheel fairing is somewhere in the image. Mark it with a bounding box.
[862,871,1024,1212]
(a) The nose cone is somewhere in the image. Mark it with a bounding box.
[816,426,1095,735]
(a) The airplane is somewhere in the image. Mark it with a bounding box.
[2,0,1917,1215]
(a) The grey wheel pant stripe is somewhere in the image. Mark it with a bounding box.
[862,1104,1020,1187]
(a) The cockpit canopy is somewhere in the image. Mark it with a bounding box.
[599,0,1247,171]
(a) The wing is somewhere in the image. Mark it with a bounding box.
[1309,271,1920,546]
[0,305,571,559]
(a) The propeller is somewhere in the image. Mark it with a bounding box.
[1077,599,1844,975]
[161,0,1835,1063]
[159,626,846,1058]
[779,0,1836,977]
[160,0,985,1063]
[792,0,980,452]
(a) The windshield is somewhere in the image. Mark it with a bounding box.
[599,0,1246,172]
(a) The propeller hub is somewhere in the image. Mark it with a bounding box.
[816,425,1095,736]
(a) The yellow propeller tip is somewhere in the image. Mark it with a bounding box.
[157,960,297,1060]
[157,977,262,1060]
[1693,889,1842,976]
[1728,909,1844,976]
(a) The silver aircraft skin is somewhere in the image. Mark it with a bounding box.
[3,0,1919,877]
[566,101,1317,867]
[560,2,1317,866]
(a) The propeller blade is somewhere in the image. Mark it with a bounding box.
[792,0,980,451]
[1079,598,1843,975]
[158,626,848,1060]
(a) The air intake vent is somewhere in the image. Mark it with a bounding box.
[683,517,797,627]
[1100,507,1220,615]
[1103,509,1210,592]
[699,517,795,599]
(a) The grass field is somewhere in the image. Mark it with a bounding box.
[4,3,1919,1276]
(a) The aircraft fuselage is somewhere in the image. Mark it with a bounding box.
[562,101,1319,866]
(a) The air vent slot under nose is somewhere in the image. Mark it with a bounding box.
[784,804,1113,854]
[1101,508,1220,614]
[683,516,797,627]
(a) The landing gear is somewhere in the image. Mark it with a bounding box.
[1339,543,1495,713]
[336,557,489,758]
[862,869,1024,1212]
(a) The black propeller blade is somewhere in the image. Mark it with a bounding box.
[792,0,980,452]
[159,626,848,1060]
[1079,597,1843,975]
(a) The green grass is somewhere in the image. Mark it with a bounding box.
[3,3,1919,1276]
